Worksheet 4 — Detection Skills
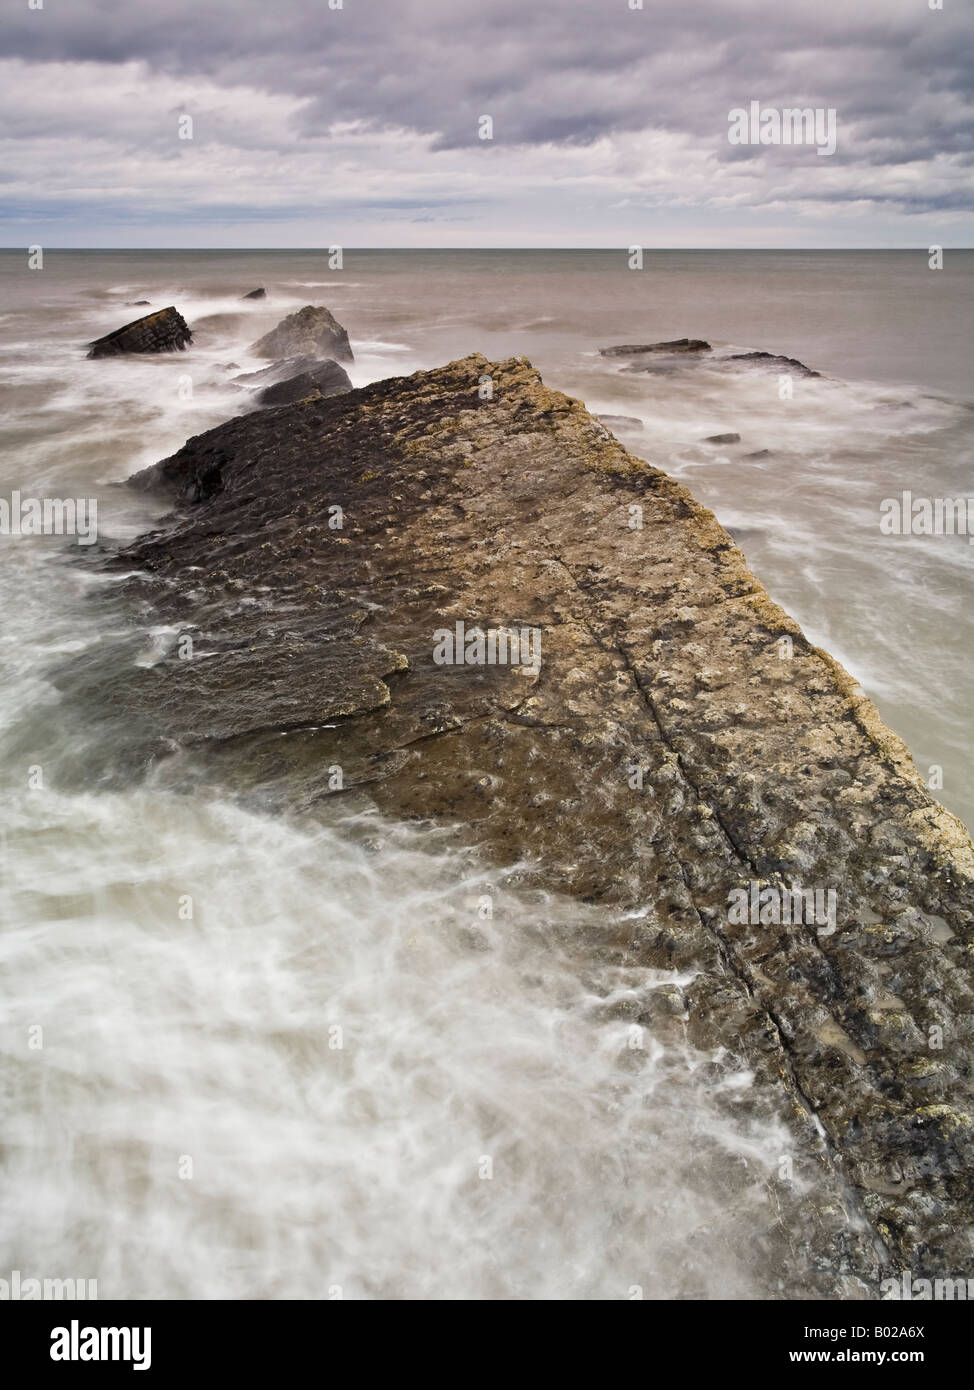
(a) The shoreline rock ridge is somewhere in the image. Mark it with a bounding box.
[92,352,974,1290]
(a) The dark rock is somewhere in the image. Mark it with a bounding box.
[127,300,151,306]
[231,355,352,404]
[242,288,266,300]
[726,350,820,379]
[233,355,322,387]
[87,306,192,359]
[82,353,974,1290]
[702,432,741,444]
[745,449,772,460]
[601,338,711,356]
[251,305,353,362]
[259,360,352,407]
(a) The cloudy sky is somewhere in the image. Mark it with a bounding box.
[2,0,971,247]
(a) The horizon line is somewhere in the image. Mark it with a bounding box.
[2,245,971,253]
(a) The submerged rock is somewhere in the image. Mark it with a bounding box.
[87,306,192,359]
[87,353,974,1291]
[727,350,820,378]
[251,305,353,362]
[602,338,711,356]
[702,432,741,444]
[242,287,266,300]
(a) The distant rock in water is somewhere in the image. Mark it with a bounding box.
[702,432,741,444]
[601,338,711,357]
[127,300,151,306]
[598,414,643,431]
[242,288,266,300]
[89,353,974,1290]
[87,306,192,359]
[251,305,353,362]
[745,449,772,460]
[727,350,820,378]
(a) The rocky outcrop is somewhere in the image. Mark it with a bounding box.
[87,307,192,359]
[242,288,266,300]
[259,364,351,406]
[233,355,352,406]
[727,350,820,378]
[230,356,353,407]
[251,305,353,362]
[602,338,711,357]
[98,353,974,1293]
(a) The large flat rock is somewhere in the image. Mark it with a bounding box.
[99,353,974,1291]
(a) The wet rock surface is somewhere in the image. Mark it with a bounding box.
[232,355,352,406]
[726,350,820,378]
[602,339,712,356]
[242,287,266,299]
[251,304,353,362]
[87,306,192,358]
[89,353,974,1293]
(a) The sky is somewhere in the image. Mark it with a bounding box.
[2,0,972,248]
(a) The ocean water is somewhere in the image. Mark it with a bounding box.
[0,249,971,1299]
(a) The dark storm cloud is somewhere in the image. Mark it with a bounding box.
[3,0,972,238]
[6,0,971,152]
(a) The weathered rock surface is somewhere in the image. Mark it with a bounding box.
[251,305,353,362]
[242,287,266,300]
[87,306,192,359]
[94,353,974,1293]
[703,432,741,445]
[259,364,351,406]
[602,338,712,357]
[727,350,820,379]
[232,355,353,406]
